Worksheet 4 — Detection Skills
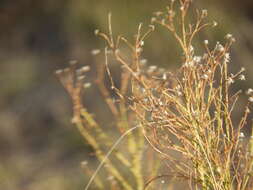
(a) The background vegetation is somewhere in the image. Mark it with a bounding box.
[1,0,253,189]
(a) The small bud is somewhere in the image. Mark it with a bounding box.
[76,66,90,75]
[81,161,88,167]
[91,49,101,55]
[94,29,99,35]
[81,65,90,72]
[240,67,245,72]
[147,65,157,73]
[193,56,202,63]
[239,132,245,138]
[217,44,225,52]
[83,82,91,88]
[225,33,233,40]
[177,91,182,96]
[204,40,209,45]
[151,17,157,23]
[246,88,253,95]
[149,24,155,31]
[78,75,85,81]
[249,97,253,102]
[202,9,208,17]
[175,85,181,90]
[149,65,157,70]
[239,74,246,81]
[226,34,236,42]
[162,73,167,80]
[55,69,63,75]
[212,21,218,27]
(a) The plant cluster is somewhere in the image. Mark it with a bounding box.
[57,0,253,189]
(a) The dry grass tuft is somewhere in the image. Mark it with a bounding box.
[57,0,253,189]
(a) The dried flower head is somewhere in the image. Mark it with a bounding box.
[239,74,246,81]
[204,40,209,45]
[246,88,253,95]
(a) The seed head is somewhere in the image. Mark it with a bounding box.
[55,69,63,75]
[81,65,90,72]
[162,73,167,80]
[148,65,157,73]
[94,29,99,36]
[239,132,245,138]
[202,9,208,17]
[83,82,91,88]
[91,49,101,55]
[193,56,202,63]
[248,97,253,102]
[212,21,218,27]
[151,17,157,23]
[225,33,233,40]
[81,160,88,167]
[77,75,85,81]
[204,40,209,45]
[246,88,253,95]
[217,44,225,52]
[239,74,245,81]
[149,24,155,31]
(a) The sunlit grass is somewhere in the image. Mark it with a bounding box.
[57,0,253,189]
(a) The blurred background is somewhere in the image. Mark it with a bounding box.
[1,0,253,189]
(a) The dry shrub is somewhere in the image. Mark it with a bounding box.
[57,0,253,189]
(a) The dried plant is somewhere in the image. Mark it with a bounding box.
[57,0,253,189]
[55,28,159,190]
